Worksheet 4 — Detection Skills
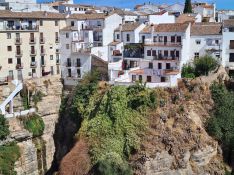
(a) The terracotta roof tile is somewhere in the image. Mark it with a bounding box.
[69,13,111,20]
[176,14,196,23]
[224,19,234,28]
[191,23,222,36]
[141,23,189,33]
[115,23,141,32]
[0,10,65,19]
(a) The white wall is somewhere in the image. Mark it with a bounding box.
[148,12,175,24]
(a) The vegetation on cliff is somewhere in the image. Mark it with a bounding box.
[0,142,20,175]
[62,71,157,174]
[207,82,234,173]
[22,114,45,137]
[0,114,9,140]
[182,55,218,78]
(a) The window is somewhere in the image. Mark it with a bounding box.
[176,51,180,58]
[51,66,54,75]
[71,21,75,26]
[159,36,163,42]
[116,34,120,40]
[57,65,60,75]
[147,50,151,56]
[55,20,58,26]
[8,58,12,64]
[152,50,156,56]
[16,33,20,38]
[7,46,12,51]
[40,20,43,26]
[230,40,234,49]
[139,75,142,82]
[196,40,201,45]
[161,77,166,82]
[66,33,69,38]
[77,69,81,78]
[149,62,153,69]
[50,55,53,60]
[7,33,11,39]
[75,8,77,11]
[166,63,171,69]
[147,76,151,82]
[164,50,168,57]
[194,52,199,59]
[177,36,181,43]
[215,40,219,45]
[132,75,136,82]
[68,69,71,77]
[158,63,162,69]
[153,36,157,42]
[76,58,81,67]
[66,44,69,49]
[171,36,175,43]
[229,53,234,62]
[126,34,130,42]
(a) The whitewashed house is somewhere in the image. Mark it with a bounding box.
[222,20,234,75]
[190,23,222,60]
[216,10,234,22]
[148,11,175,24]
[112,9,138,23]
[193,3,216,22]
[112,23,191,87]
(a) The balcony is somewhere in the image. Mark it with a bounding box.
[112,50,123,57]
[41,61,46,67]
[16,63,23,69]
[30,50,37,56]
[72,48,91,53]
[15,38,22,45]
[40,49,46,56]
[55,49,60,54]
[164,68,180,75]
[29,38,36,44]
[153,55,179,61]
[2,24,39,31]
[30,61,37,68]
[40,37,45,44]
[15,50,23,57]
[123,44,144,59]
[75,62,81,67]
[144,40,182,47]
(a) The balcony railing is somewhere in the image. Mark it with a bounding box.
[145,40,182,47]
[15,50,23,57]
[72,48,91,53]
[41,60,46,67]
[15,38,22,45]
[56,59,60,65]
[16,63,23,69]
[40,37,45,44]
[30,50,37,56]
[75,62,81,67]
[2,25,39,31]
[153,56,179,61]
[30,61,37,68]
[66,62,72,67]
[29,38,36,44]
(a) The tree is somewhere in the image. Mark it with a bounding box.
[183,0,192,13]
[194,55,218,76]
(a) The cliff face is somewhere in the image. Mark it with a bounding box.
[0,76,62,175]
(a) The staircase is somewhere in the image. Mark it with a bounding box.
[0,80,23,115]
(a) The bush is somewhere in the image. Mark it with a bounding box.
[181,64,195,78]
[0,115,9,140]
[0,142,20,175]
[207,82,234,169]
[23,114,45,137]
[194,55,218,76]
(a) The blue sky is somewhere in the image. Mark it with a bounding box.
[70,0,233,10]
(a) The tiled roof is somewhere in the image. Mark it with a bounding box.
[141,23,189,33]
[109,41,122,46]
[176,14,196,23]
[69,13,111,20]
[130,69,144,74]
[63,4,94,8]
[223,19,234,28]
[191,23,222,36]
[0,10,65,19]
[112,9,137,16]
[115,23,141,32]
[151,10,167,15]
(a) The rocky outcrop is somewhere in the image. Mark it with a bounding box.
[0,75,63,175]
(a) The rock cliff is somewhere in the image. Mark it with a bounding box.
[0,76,62,175]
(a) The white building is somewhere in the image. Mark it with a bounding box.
[222,19,234,75]
[112,9,138,23]
[190,23,222,60]
[60,13,122,86]
[111,23,191,87]
[148,11,175,24]
[216,10,234,22]
[193,2,216,22]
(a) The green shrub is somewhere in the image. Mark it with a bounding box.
[181,64,195,78]
[32,90,45,106]
[207,82,234,168]
[194,55,218,76]
[23,115,45,137]
[0,114,9,140]
[0,142,20,175]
